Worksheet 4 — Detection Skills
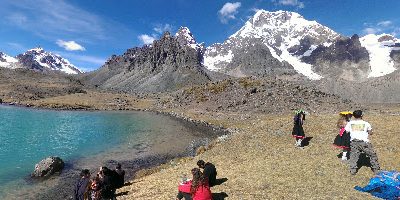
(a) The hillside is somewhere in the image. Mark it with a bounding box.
[0,67,85,103]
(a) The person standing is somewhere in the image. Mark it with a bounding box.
[292,109,306,147]
[345,110,380,175]
[74,169,91,200]
[333,117,351,160]
[197,160,217,187]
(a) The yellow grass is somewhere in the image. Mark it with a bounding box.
[116,109,400,199]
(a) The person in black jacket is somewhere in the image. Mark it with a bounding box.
[197,160,217,187]
[114,163,125,188]
[74,169,91,200]
[99,167,117,199]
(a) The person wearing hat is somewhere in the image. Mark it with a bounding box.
[333,112,352,160]
[292,109,306,147]
[345,110,380,175]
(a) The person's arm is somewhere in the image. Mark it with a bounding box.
[367,122,373,135]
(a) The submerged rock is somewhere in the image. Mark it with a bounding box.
[32,156,64,178]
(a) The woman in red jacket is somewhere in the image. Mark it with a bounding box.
[177,168,212,200]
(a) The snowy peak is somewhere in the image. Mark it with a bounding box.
[175,27,204,52]
[0,52,18,63]
[360,34,400,77]
[17,47,81,74]
[231,9,340,50]
[175,27,197,45]
[204,9,342,80]
[0,52,19,68]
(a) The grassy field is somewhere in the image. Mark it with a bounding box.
[116,108,400,199]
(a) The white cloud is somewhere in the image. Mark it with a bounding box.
[218,2,242,24]
[153,24,173,34]
[363,27,380,35]
[138,34,156,45]
[1,0,135,46]
[362,20,397,36]
[56,40,85,51]
[3,0,106,40]
[276,0,305,8]
[377,20,392,27]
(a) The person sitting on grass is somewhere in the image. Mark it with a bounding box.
[177,168,212,200]
[88,177,103,200]
[197,160,217,187]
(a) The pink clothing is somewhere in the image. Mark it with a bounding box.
[178,180,212,200]
[339,127,345,136]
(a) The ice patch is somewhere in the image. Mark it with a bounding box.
[360,34,396,78]
[203,50,234,71]
[280,49,322,80]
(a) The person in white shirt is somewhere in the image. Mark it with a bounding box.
[345,110,380,175]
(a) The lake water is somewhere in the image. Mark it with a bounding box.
[0,105,217,199]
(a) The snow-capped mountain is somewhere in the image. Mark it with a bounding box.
[15,47,81,74]
[203,10,341,80]
[0,52,19,69]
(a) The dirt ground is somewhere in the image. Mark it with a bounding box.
[115,108,400,199]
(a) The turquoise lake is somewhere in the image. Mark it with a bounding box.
[0,105,214,199]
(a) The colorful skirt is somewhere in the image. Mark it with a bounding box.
[333,131,351,149]
[292,124,305,139]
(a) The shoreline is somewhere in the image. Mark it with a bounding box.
[0,103,230,200]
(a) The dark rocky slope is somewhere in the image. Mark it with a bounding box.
[83,32,213,93]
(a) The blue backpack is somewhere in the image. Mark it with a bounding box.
[355,171,400,199]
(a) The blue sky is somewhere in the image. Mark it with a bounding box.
[0,0,399,71]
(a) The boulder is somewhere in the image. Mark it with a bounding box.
[32,156,64,177]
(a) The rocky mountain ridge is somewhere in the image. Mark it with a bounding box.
[0,48,81,74]
[84,31,212,93]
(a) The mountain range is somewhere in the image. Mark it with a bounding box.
[0,47,81,74]
[2,9,400,103]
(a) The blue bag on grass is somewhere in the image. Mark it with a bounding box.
[354,171,400,200]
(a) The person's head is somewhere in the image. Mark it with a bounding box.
[197,160,205,169]
[353,110,363,119]
[116,163,121,170]
[190,168,205,194]
[337,118,347,128]
[80,169,90,178]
